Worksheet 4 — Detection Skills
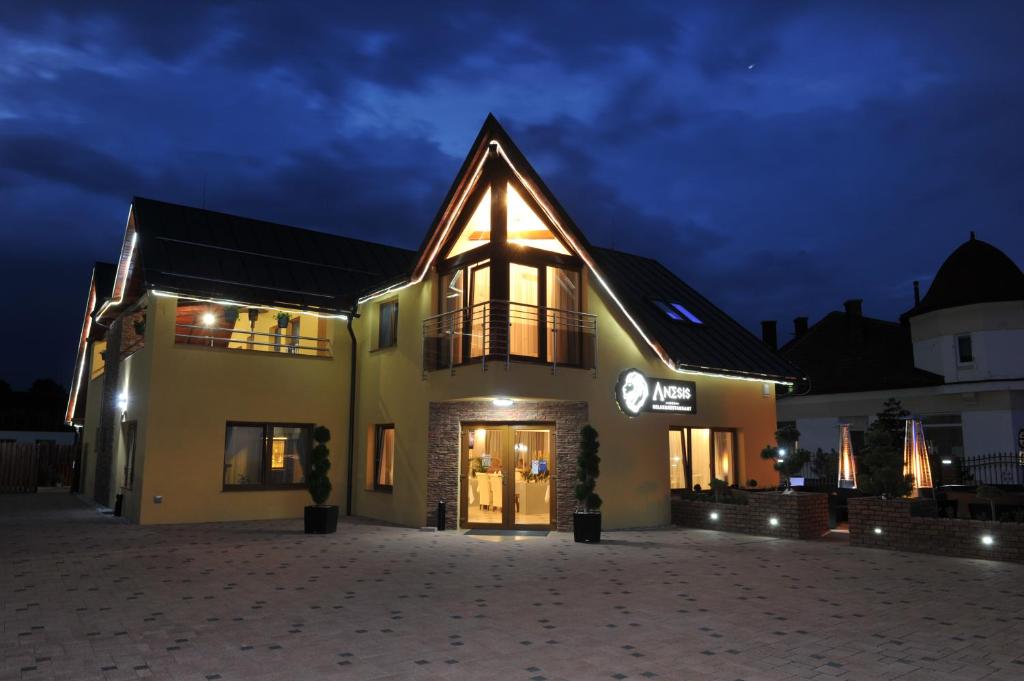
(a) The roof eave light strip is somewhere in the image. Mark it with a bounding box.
[150,290,349,320]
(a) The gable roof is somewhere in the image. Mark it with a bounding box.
[780,309,943,395]
[65,261,118,425]
[591,247,802,382]
[122,197,415,315]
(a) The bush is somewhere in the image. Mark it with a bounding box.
[858,398,913,498]
[307,426,332,506]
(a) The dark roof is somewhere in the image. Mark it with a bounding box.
[93,262,117,300]
[780,310,943,395]
[904,235,1024,319]
[590,247,802,382]
[131,197,415,312]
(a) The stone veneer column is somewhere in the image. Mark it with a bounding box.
[426,400,588,531]
[93,319,123,507]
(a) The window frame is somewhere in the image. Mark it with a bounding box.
[956,334,973,364]
[373,424,395,493]
[377,300,399,350]
[668,426,739,491]
[222,421,313,492]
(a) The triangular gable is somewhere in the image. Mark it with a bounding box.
[361,114,796,384]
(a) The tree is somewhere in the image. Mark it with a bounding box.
[761,424,811,482]
[574,424,602,511]
[307,426,332,506]
[858,398,913,498]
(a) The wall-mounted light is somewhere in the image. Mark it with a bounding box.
[981,535,994,546]
[492,398,514,407]
[941,458,953,465]
[116,392,129,412]
[201,312,217,327]
[768,517,779,527]
[709,511,719,521]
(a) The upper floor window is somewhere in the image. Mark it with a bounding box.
[956,334,973,364]
[446,189,491,258]
[378,301,398,349]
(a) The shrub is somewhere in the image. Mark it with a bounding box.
[574,424,602,511]
[858,398,913,498]
[307,426,332,506]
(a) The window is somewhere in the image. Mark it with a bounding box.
[506,184,570,254]
[373,425,395,491]
[121,421,137,490]
[378,301,398,349]
[652,300,702,324]
[223,423,311,490]
[446,189,491,258]
[957,334,973,363]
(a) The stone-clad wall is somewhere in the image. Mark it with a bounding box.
[426,400,588,530]
[849,497,1024,563]
[671,491,829,540]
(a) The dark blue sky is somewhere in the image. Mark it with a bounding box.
[2,1,1022,389]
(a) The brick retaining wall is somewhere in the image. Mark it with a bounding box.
[849,497,1024,563]
[671,491,829,540]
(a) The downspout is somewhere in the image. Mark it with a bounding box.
[345,304,359,517]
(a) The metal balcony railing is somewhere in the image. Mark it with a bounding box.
[422,300,597,375]
[174,323,332,357]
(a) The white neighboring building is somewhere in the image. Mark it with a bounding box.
[774,234,1024,481]
[0,431,76,445]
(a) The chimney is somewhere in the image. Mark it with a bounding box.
[793,316,808,338]
[761,320,777,350]
[844,299,864,348]
[913,280,920,306]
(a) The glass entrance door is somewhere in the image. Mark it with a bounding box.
[461,424,554,529]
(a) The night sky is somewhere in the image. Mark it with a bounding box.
[2,2,1022,390]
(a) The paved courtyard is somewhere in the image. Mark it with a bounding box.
[2,493,1024,681]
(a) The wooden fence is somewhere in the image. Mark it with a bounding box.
[0,442,77,493]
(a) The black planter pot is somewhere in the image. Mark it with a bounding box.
[304,505,339,534]
[573,511,601,543]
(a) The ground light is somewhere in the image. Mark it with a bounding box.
[874,527,883,535]
[492,397,514,407]
[981,535,994,546]
[768,517,779,527]
[709,511,719,521]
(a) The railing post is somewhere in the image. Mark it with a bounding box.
[551,319,557,375]
[592,316,598,377]
[448,315,454,375]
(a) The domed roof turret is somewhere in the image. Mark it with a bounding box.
[906,233,1024,318]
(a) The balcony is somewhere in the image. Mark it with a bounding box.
[174,303,332,358]
[422,300,596,374]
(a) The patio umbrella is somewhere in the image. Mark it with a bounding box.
[903,418,934,495]
[837,423,857,489]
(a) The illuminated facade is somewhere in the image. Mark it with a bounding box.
[67,116,800,528]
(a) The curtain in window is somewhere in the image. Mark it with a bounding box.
[714,431,736,486]
[469,265,490,357]
[377,427,395,488]
[224,425,264,486]
[546,267,579,364]
[509,264,538,357]
[268,426,310,485]
[668,430,686,490]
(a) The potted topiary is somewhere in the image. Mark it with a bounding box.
[276,312,291,329]
[573,424,602,543]
[304,426,338,534]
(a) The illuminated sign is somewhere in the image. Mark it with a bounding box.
[615,369,697,416]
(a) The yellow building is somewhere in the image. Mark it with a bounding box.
[66,116,800,529]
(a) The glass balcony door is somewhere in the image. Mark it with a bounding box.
[509,264,540,358]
